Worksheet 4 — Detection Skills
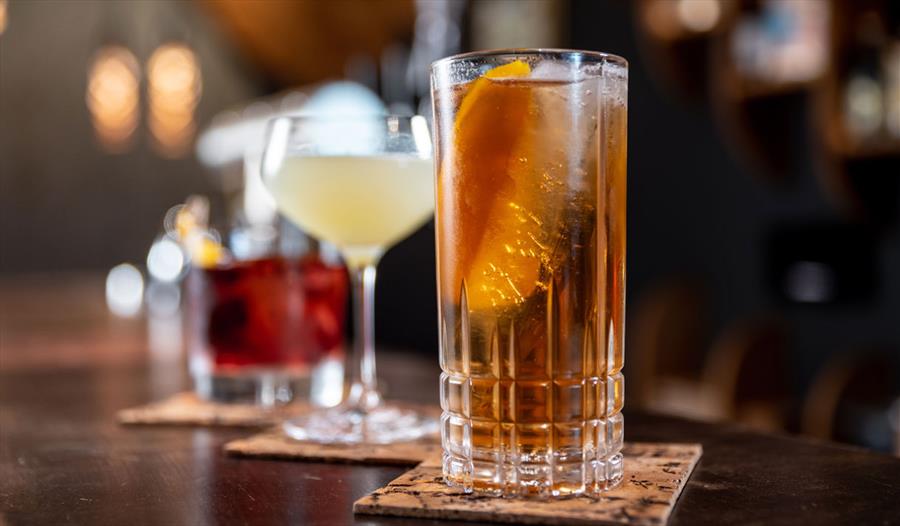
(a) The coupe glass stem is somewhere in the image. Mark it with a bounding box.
[344,263,382,413]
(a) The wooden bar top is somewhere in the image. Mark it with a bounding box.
[2,274,899,525]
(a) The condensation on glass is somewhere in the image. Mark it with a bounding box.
[431,49,627,497]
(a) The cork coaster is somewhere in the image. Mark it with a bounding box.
[117,392,308,428]
[224,404,441,465]
[354,442,702,525]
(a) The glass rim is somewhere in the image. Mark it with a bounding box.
[267,114,425,125]
[262,113,433,160]
[431,48,628,71]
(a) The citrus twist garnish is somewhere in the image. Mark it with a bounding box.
[174,203,226,268]
[443,60,546,311]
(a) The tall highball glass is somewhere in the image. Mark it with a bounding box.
[431,49,628,496]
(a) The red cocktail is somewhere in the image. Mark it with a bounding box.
[188,255,348,404]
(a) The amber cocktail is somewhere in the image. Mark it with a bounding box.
[431,50,627,497]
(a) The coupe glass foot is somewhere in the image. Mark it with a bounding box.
[283,403,438,444]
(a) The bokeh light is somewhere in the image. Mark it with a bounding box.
[106,263,144,317]
[845,75,884,139]
[676,0,721,33]
[145,280,182,318]
[310,358,344,408]
[86,45,140,153]
[0,0,8,36]
[643,0,679,40]
[784,261,834,304]
[301,81,385,117]
[883,43,900,139]
[411,114,432,157]
[147,42,202,158]
[147,236,186,282]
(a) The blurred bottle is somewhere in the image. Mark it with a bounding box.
[843,12,886,142]
[842,11,900,146]
[730,0,829,85]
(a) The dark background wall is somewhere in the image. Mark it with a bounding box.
[573,0,899,391]
[0,0,257,273]
[383,0,900,395]
[570,0,900,387]
[1,0,897,416]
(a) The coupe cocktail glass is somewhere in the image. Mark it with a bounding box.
[431,50,628,496]
[261,115,438,443]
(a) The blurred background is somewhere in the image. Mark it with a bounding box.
[0,0,898,453]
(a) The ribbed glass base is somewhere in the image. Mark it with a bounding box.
[442,412,624,497]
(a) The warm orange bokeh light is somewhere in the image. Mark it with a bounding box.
[0,0,8,36]
[147,43,202,158]
[86,45,141,153]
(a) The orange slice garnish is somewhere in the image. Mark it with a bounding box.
[441,60,547,311]
[193,236,225,268]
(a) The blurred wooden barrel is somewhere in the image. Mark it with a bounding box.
[199,0,416,86]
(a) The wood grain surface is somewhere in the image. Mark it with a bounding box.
[3,275,900,525]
